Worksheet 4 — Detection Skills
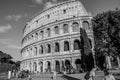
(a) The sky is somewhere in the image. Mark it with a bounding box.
[0,0,120,61]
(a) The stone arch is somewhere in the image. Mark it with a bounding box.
[55,42,60,52]
[54,26,59,34]
[46,44,51,53]
[74,39,80,50]
[65,60,71,73]
[64,41,69,51]
[47,28,51,37]
[82,21,90,30]
[63,9,66,14]
[40,45,43,54]
[61,61,65,72]
[63,24,69,33]
[46,61,51,72]
[75,59,81,72]
[38,61,43,73]
[55,60,60,72]
[34,47,37,55]
[72,22,79,32]
[41,30,44,38]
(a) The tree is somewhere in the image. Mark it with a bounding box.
[92,9,120,69]
[80,28,94,71]
[0,51,13,63]
[15,61,21,70]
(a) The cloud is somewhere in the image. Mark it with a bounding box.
[6,15,22,22]
[32,0,44,5]
[6,14,28,22]
[31,0,59,7]
[0,24,12,33]
[51,0,58,3]
[44,2,55,9]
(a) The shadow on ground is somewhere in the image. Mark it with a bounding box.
[63,75,81,80]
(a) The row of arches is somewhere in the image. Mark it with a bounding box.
[23,21,90,46]
[30,58,82,73]
[24,1,83,35]
[22,38,92,57]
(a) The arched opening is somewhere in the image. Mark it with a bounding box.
[54,26,59,34]
[55,60,60,72]
[55,42,60,52]
[47,44,51,53]
[65,60,71,73]
[40,45,43,54]
[72,22,79,32]
[74,39,81,50]
[61,61,65,72]
[33,62,37,72]
[34,47,37,55]
[47,28,51,37]
[39,62,43,73]
[63,24,69,33]
[46,61,51,73]
[82,21,89,30]
[41,31,44,38]
[75,59,82,73]
[63,9,66,14]
[64,41,69,51]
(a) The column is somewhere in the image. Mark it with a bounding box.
[51,60,55,72]
[37,60,39,72]
[60,60,62,72]
[43,61,46,73]
[51,41,54,54]
[70,39,73,53]
[69,22,72,33]
[31,62,33,73]
[60,41,63,52]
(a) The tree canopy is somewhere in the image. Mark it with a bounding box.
[0,51,13,63]
[92,9,120,69]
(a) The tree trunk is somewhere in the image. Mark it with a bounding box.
[117,56,120,68]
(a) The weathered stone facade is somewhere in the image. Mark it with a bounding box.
[20,0,94,73]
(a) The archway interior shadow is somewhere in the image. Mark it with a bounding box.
[63,75,81,80]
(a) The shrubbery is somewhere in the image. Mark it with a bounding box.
[18,70,29,78]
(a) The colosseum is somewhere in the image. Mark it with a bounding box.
[20,0,94,74]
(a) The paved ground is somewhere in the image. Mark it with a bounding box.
[1,70,120,80]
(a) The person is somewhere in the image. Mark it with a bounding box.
[90,68,96,80]
[103,70,116,80]
[53,70,57,80]
[84,68,96,80]
[8,71,12,79]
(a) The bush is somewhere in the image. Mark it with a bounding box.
[18,70,29,78]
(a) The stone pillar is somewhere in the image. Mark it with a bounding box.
[51,41,54,54]
[60,60,62,72]
[51,60,54,72]
[37,45,39,55]
[31,62,33,73]
[37,60,39,73]
[43,61,46,73]
[60,41,63,52]
[70,39,73,53]
[59,24,62,34]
